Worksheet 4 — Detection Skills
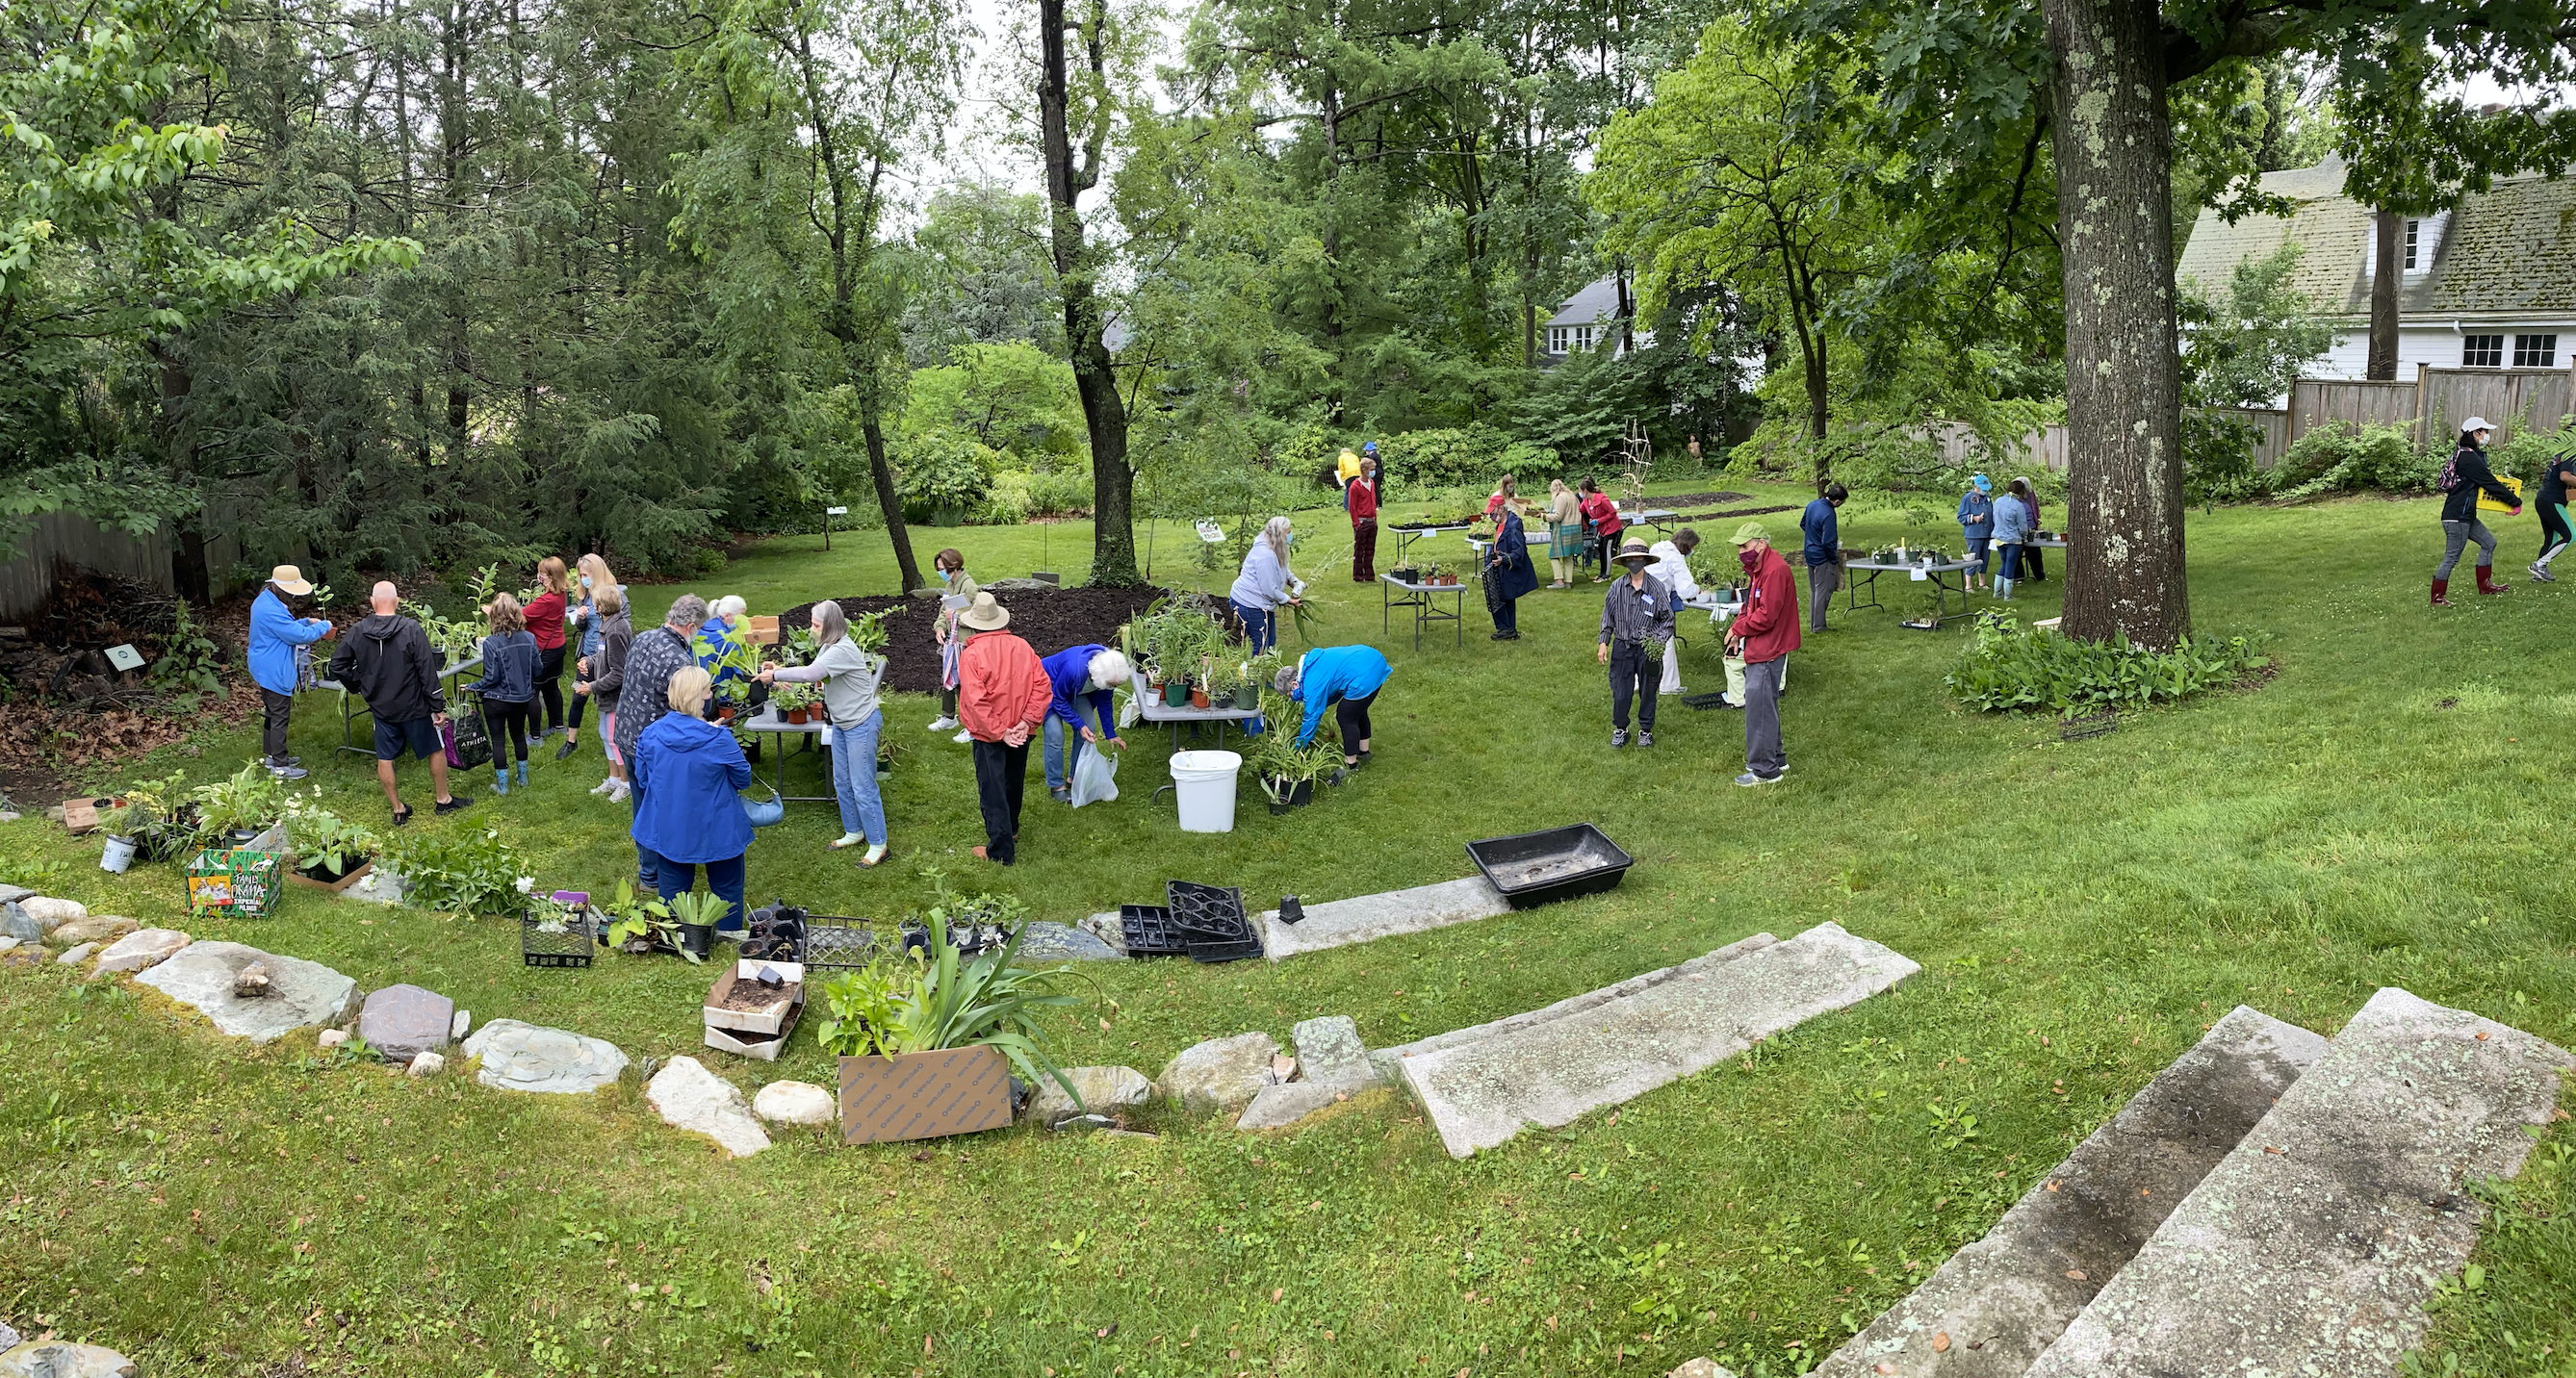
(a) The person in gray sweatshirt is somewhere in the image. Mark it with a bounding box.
[574,585,636,801]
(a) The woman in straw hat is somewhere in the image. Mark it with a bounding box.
[247,564,334,779]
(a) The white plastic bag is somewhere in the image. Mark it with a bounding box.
[1117,690,1143,730]
[1070,745,1120,807]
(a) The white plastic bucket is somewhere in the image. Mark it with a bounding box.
[100,834,137,874]
[1169,750,1242,833]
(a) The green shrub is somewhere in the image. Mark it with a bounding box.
[2269,422,2436,501]
[979,467,1093,524]
[1945,610,2271,713]
[895,430,999,515]
[386,826,531,916]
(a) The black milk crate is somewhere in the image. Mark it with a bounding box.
[803,915,883,971]
[1121,904,1190,957]
[521,906,597,969]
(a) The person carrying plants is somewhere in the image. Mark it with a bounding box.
[614,593,708,891]
[1648,528,1703,696]
[1724,521,1800,786]
[1275,644,1391,768]
[630,665,754,936]
[693,594,763,712]
[2531,438,2576,584]
[1599,537,1676,748]
[1800,482,1847,630]
[760,601,892,865]
[524,556,574,744]
[926,547,979,741]
[466,593,542,795]
[1991,479,2034,601]
[1957,474,1995,592]
[1347,454,1381,582]
[573,584,633,803]
[1482,497,1539,640]
[1038,644,1130,804]
[327,580,470,825]
[955,593,1054,866]
[561,553,621,758]
[247,564,334,780]
[1229,517,1301,655]
[1546,479,1585,588]
[2434,417,2522,604]
[1579,477,1625,581]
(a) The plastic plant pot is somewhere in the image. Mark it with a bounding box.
[1163,678,1190,707]
[100,835,138,874]
[1190,686,1211,709]
[1464,824,1636,909]
[678,922,715,959]
[1266,778,1315,813]
[1233,681,1260,710]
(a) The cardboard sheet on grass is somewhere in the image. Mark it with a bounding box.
[838,1045,1013,1143]
[188,849,286,918]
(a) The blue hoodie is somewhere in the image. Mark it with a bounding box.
[630,711,755,863]
[1043,643,1116,734]
[247,588,330,696]
[1290,646,1392,748]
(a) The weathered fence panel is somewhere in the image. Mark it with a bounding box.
[2287,379,2419,445]
[1924,421,2071,473]
[2206,407,2291,470]
[0,513,174,623]
[2420,367,2573,444]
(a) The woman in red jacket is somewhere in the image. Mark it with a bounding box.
[1579,478,1625,582]
[1348,456,1380,582]
[523,557,575,740]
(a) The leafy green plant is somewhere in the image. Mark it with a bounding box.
[146,601,228,710]
[189,762,290,838]
[384,827,530,916]
[666,890,733,930]
[1945,610,2272,714]
[1246,691,1339,804]
[811,906,1089,1106]
[103,773,202,860]
[0,857,72,890]
[781,625,821,666]
[895,430,997,513]
[848,608,891,653]
[400,599,482,663]
[283,807,377,877]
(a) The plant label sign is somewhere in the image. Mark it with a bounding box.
[105,644,145,673]
[825,506,848,516]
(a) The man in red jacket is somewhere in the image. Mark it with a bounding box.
[1723,521,1800,785]
[954,593,1055,864]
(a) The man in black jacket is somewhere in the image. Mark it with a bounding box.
[327,582,472,824]
[2434,417,2522,605]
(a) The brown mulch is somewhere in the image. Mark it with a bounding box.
[779,585,1185,696]
[1665,502,1800,525]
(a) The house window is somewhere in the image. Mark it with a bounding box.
[1548,326,1569,354]
[2404,219,2419,270]
[2514,334,2559,368]
[2462,335,2505,368]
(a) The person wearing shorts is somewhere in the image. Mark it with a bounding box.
[327,581,470,825]
[2531,445,2576,583]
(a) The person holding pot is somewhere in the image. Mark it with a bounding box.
[466,593,542,795]
[1482,496,1538,640]
[1229,517,1301,655]
[327,580,469,824]
[759,601,891,865]
[573,584,633,802]
[1039,644,1130,804]
[926,547,979,741]
[561,553,621,758]
[614,594,708,891]
[1599,537,1675,749]
[693,594,763,712]
[2434,417,2522,604]
[523,556,574,743]
[1957,474,1995,592]
[1276,645,1391,765]
[630,664,753,936]
[1347,455,1380,582]
[955,593,1054,866]
[247,564,334,780]
[1546,478,1585,588]
[1725,521,1800,786]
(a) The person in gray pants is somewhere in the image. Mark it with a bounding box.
[1799,482,1846,632]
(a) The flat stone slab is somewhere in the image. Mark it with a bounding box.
[91,929,190,975]
[56,943,96,967]
[462,1019,629,1093]
[46,915,135,949]
[1237,1081,1369,1130]
[2025,987,2571,1378]
[1026,1065,1154,1126]
[359,983,456,1063]
[133,942,359,1044]
[1398,924,1915,1158]
[1374,931,1780,1079]
[1,904,41,944]
[0,1340,136,1377]
[0,883,34,906]
[1255,877,1509,961]
[1292,1015,1378,1088]
[1015,921,1121,962]
[647,1056,770,1158]
[1814,1005,2330,1378]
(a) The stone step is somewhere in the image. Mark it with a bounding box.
[2022,987,2569,1378]
[1392,923,1918,1159]
[1254,877,1511,961]
[1372,931,1779,1080]
[1812,1005,2329,1378]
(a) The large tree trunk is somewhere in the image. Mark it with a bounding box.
[2045,0,2188,649]
[2367,208,2401,379]
[1039,0,1140,586]
[858,405,923,591]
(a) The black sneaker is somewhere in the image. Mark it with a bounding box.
[435,794,475,814]
[554,738,580,760]
[390,806,413,828]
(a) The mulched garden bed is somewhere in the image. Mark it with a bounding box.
[781,585,1196,696]
[1643,491,1752,511]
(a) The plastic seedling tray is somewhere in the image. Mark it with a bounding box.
[1167,881,1252,939]
[1465,824,1636,909]
[521,903,596,969]
[1121,904,1190,957]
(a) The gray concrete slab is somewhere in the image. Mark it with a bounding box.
[1397,923,1916,1159]
[2025,987,2570,1378]
[1254,877,1510,960]
[1813,1006,2329,1378]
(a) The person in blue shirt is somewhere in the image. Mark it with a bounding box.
[1957,474,1996,592]
[631,665,755,935]
[1274,645,1393,768]
[1039,643,1130,803]
[1800,482,1846,632]
[247,564,334,779]
[1991,477,2035,600]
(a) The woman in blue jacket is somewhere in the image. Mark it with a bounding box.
[1482,500,1539,640]
[631,665,755,934]
[1991,478,2034,600]
[247,564,334,779]
[1275,645,1392,768]
[467,594,542,794]
[1957,475,1995,592]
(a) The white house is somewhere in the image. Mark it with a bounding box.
[2176,153,2574,381]
[1542,276,1651,359]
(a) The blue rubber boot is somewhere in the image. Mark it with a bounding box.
[493,768,510,796]
[516,760,529,788]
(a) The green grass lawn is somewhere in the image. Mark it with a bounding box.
[4,481,2573,1377]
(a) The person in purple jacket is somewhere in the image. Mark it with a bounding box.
[1040,643,1130,803]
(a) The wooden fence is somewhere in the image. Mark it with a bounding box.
[1923,421,2072,473]
[0,513,175,623]
[2291,367,2575,447]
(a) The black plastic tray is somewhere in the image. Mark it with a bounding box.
[1121,904,1189,957]
[1167,881,1251,939]
[1465,824,1635,909]
[1186,936,1263,963]
[520,906,595,969]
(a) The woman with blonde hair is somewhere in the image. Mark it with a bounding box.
[630,664,755,936]
[573,583,634,800]
[466,593,542,794]
[524,557,576,742]
[561,552,620,757]
[1229,516,1301,655]
[760,601,893,865]
[1546,478,1584,588]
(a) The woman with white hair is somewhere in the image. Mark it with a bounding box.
[760,600,894,864]
[1274,645,1392,768]
[692,593,763,717]
[630,664,755,935]
[1228,516,1302,655]
[1038,642,1131,803]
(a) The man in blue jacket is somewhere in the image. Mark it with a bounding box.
[248,565,334,780]
[1039,643,1129,803]
[1800,482,1846,632]
[1275,645,1393,767]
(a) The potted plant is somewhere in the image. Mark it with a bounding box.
[1190,655,1214,709]
[1247,694,1333,811]
[772,681,815,726]
[190,761,290,848]
[522,889,598,968]
[603,880,698,962]
[283,807,378,892]
[667,889,731,960]
[102,773,201,867]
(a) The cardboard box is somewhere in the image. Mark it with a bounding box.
[704,995,802,1061]
[286,858,375,895]
[838,1046,1014,1144]
[186,849,286,917]
[747,615,782,646]
[60,796,118,835]
[705,962,805,1035]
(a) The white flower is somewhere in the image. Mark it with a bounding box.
[515,877,535,894]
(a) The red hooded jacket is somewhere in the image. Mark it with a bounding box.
[1730,544,1802,664]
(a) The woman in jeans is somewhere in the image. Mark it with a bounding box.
[1229,517,1301,654]
[523,557,574,740]
[630,665,754,935]
[2434,418,2522,605]
[760,601,892,866]
[560,552,621,757]
[468,594,542,793]
[1991,478,2033,600]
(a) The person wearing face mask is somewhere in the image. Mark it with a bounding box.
[1723,521,1799,786]
[926,548,979,740]
[2434,417,2522,604]
[1958,474,1995,593]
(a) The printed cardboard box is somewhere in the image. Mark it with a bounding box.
[837,1046,1013,1144]
[186,849,286,918]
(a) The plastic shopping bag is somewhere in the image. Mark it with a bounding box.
[1069,745,1120,808]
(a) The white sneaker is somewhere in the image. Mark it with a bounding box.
[927,716,958,731]
[951,728,972,745]
[588,778,615,796]
[605,779,631,803]
[829,832,863,850]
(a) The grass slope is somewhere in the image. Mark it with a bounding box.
[2,483,2571,1377]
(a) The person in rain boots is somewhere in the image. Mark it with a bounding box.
[1991,478,2034,601]
[2434,417,2521,605]
[467,594,542,795]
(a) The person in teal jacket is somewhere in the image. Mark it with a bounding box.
[1274,645,1393,767]
[248,564,334,779]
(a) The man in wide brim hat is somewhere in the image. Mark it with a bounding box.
[952,592,1052,864]
[1598,535,1674,749]
[247,565,333,779]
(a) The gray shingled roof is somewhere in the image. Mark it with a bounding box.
[2175,154,2576,319]
[1548,276,1625,330]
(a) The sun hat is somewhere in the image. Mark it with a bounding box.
[1612,536,1656,565]
[268,564,315,596]
[1729,521,1772,547]
[2462,416,2494,434]
[957,592,1010,631]
[1362,441,1378,454]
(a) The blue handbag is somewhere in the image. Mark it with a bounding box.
[741,786,786,829]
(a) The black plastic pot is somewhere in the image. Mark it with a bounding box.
[677,921,715,959]
[1265,778,1315,813]
[1465,824,1635,909]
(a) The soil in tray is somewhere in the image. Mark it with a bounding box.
[1486,855,1599,889]
[711,979,798,1014]
[781,586,1226,696]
